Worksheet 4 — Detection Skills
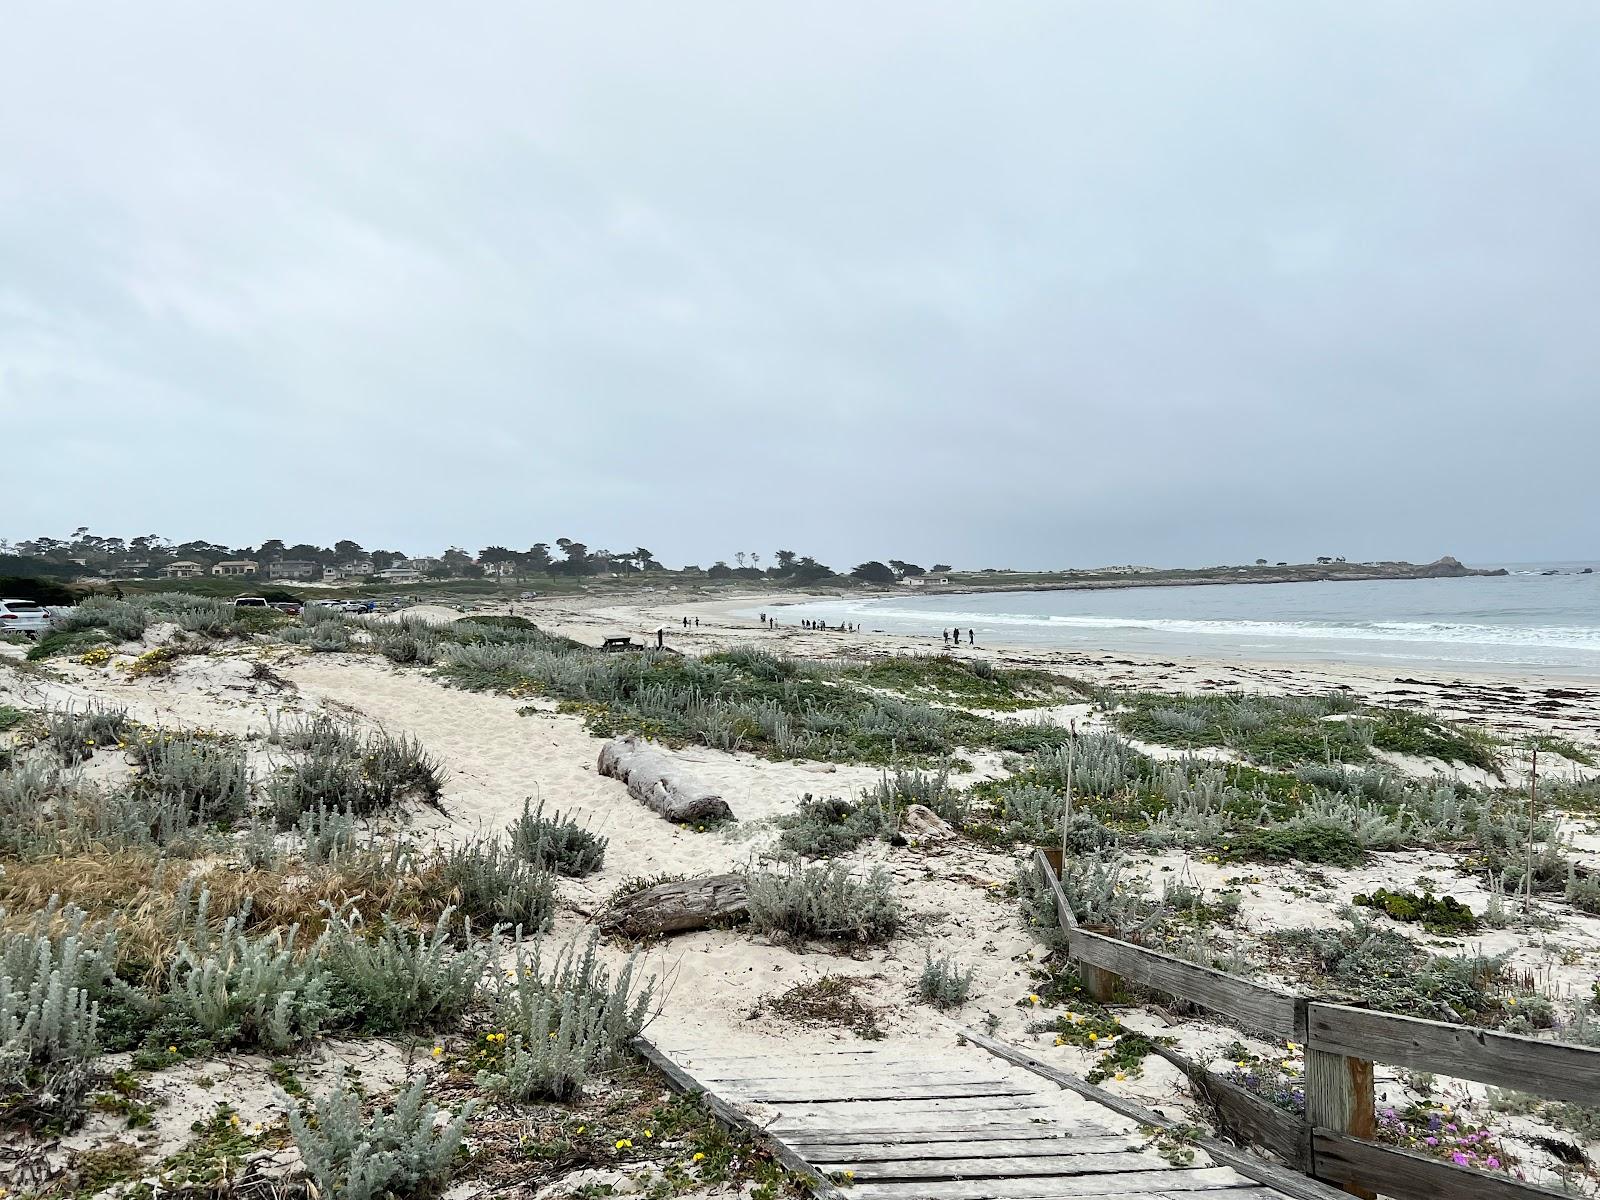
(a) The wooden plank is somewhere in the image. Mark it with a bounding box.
[818,1150,1169,1181]
[1066,928,1304,1038]
[765,1095,1057,1116]
[864,1196,1273,1200]
[857,1196,1267,1200]
[631,1036,848,1200]
[803,1135,1138,1160]
[1035,849,1079,931]
[1304,1048,1374,1198]
[959,1026,1351,1200]
[1150,1044,1309,1169]
[847,1167,1254,1199]
[1307,1003,1600,1106]
[785,1126,1118,1146]
[704,1075,1011,1094]
[1312,1131,1572,1200]
[727,1082,1037,1103]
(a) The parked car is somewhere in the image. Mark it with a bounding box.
[270,601,302,615]
[0,599,51,637]
[234,597,270,608]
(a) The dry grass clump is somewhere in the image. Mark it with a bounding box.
[759,975,884,1040]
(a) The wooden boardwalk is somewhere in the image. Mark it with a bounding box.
[642,1039,1308,1200]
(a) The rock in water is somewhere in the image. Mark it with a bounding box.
[597,735,735,824]
[600,873,749,937]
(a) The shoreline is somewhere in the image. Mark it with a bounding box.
[498,589,1600,757]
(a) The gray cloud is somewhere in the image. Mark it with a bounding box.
[4,2,1596,567]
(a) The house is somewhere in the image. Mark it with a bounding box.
[374,567,422,584]
[211,559,259,577]
[406,556,443,573]
[268,560,321,580]
[482,560,521,578]
[105,561,151,579]
[336,559,374,577]
[162,560,204,579]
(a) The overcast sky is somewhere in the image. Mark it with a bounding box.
[3,3,1597,569]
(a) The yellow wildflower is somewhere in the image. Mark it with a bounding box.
[692,1152,705,1162]
[615,1138,633,1150]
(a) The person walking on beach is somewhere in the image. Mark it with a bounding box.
[968,628,975,645]
[942,629,950,646]
[656,627,665,649]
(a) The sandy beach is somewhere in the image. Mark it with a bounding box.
[2,592,1597,1196]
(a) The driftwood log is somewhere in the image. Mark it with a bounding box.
[600,873,750,938]
[597,735,735,824]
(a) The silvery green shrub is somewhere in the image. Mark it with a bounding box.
[507,799,607,877]
[129,732,251,825]
[745,861,900,944]
[476,933,653,1102]
[916,952,974,1009]
[42,703,130,764]
[322,905,489,1033]
[164,899,331,1052]
[432,837,555,931]
[287,1070,474,1200]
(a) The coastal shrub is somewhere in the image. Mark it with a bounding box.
[745,862,900,944]
[843,654,1071,710]
[506,799,607,877]
[322,906,489,1033]
[477,934,653,1101]
[435,641,1072,766]
[1227,818,1365,867]
[1053,853,1168,940]
[279,620,356,652]
[128,732,251,826]
[51,598,148,643]
[296,803,362,865]
[1566,866,1600,916]
[163,907,332,1052]
[0,901,122,1124]
[287,1070,474,1200]
[1014,858,1070,954]
[775,791,897,859]
[865,766,966,826]
[916,952,975,1009]
[42,703,130,764]
[1353,888,1478,935]
[1271,916,1505,1023]
[1369,709,1503,775]
[432,837,555,931]
[174,601,234,636]
[269,717,443,822]
[369,625,443,666]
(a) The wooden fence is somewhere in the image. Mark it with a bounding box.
[1032,850,1598,1200]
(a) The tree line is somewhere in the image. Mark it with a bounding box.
[0,529,955,586]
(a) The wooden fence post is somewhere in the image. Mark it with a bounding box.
[1306,1046,1376,1199]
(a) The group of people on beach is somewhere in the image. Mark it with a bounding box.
[755,613,859,633]
[944,628,976,646]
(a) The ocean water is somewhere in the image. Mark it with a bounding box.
[750,564,1600,679]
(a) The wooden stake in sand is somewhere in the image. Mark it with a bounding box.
[1059,719,1076,864]
[1524,744,1539,914]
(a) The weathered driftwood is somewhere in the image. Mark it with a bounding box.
[600,872,749,938]
[597,735,734,824]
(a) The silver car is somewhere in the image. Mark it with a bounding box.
[0,599,51,636]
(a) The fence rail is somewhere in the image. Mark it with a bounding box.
[1031,850,1600,1200]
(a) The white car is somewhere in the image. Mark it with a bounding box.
[0,599,51,636]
